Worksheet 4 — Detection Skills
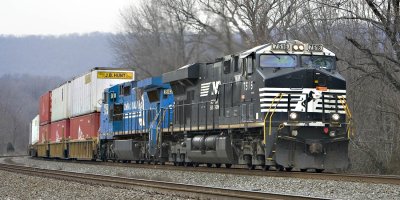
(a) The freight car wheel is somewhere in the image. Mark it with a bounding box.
[207,163,212,168]
[225,164,232,168]
[140,160,144,164]
[215,164,221,168]
[184,162,190,167]
[135,160,139,164]
[262,165,270,171]
[193,163,199,167]
[316,169,324,173]
[285,167,293,172]
[300,168,307,172]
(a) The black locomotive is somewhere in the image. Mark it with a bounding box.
[161,40,350,172]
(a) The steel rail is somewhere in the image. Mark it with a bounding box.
[0,155,28,158]
[27,157,400,186]
[0,163,325,200]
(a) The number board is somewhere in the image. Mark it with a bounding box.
[307,44,324,52]
[163,89,173,95]
[271,43,290,51]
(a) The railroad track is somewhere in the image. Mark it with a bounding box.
[0,155,27,158]
[0,163,323,200]
[29,157,400,186]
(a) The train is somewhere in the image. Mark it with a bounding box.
[30,40,352,172]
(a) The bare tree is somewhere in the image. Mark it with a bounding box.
[164,0,304,53]
[112,0,211,78]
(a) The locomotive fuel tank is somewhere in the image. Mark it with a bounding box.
[186,135,236,164]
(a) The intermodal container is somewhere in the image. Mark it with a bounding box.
[30,115,39,145]
[39,91,51,125]
[51,82,71,122]
[39,123,51,143]
[50,119,70,142]
[70,68,135,117]
[70,112,100,140]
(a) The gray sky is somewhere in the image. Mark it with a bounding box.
[0,0,137,36]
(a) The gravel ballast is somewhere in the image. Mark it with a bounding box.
[2,157,400,199]
[0,168,194,200]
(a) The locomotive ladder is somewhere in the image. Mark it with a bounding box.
[338,95,354,139]
[262,93,284,162]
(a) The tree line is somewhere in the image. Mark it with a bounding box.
[0,75,60,155]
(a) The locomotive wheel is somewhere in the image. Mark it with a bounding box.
[225,164,232,168]
[285,167,293,172]
[262,165,270,171]
[276,165,284,171]
[247,164,255,170]
[316,169,324,173]
[206,163,212,168]
[300,168,307,172]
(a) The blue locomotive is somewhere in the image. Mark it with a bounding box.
[99,77,174,163]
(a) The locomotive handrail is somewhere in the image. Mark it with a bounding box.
[263,93,283,145]
[338,95,354,139]
[156,108,168,150]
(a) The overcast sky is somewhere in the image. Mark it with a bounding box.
[0,0,137,36]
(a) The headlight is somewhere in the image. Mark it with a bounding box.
[289,112,298,120]
[291,130,298,137]
[293,45,299,50]
[298,45,304,51]
[331,113,340,121]
[329,131,336,137]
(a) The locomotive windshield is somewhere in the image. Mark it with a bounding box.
[301,56,335,70]
[260,54,297,68]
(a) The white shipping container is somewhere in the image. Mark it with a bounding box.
[30,115,39,145]
[70,68,135,117]
[51,82,71,122]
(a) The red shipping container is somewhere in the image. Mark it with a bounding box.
[50,119,70,142]
[70,113,100,140]
[39,124,51,143]
[39,91,51,125]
